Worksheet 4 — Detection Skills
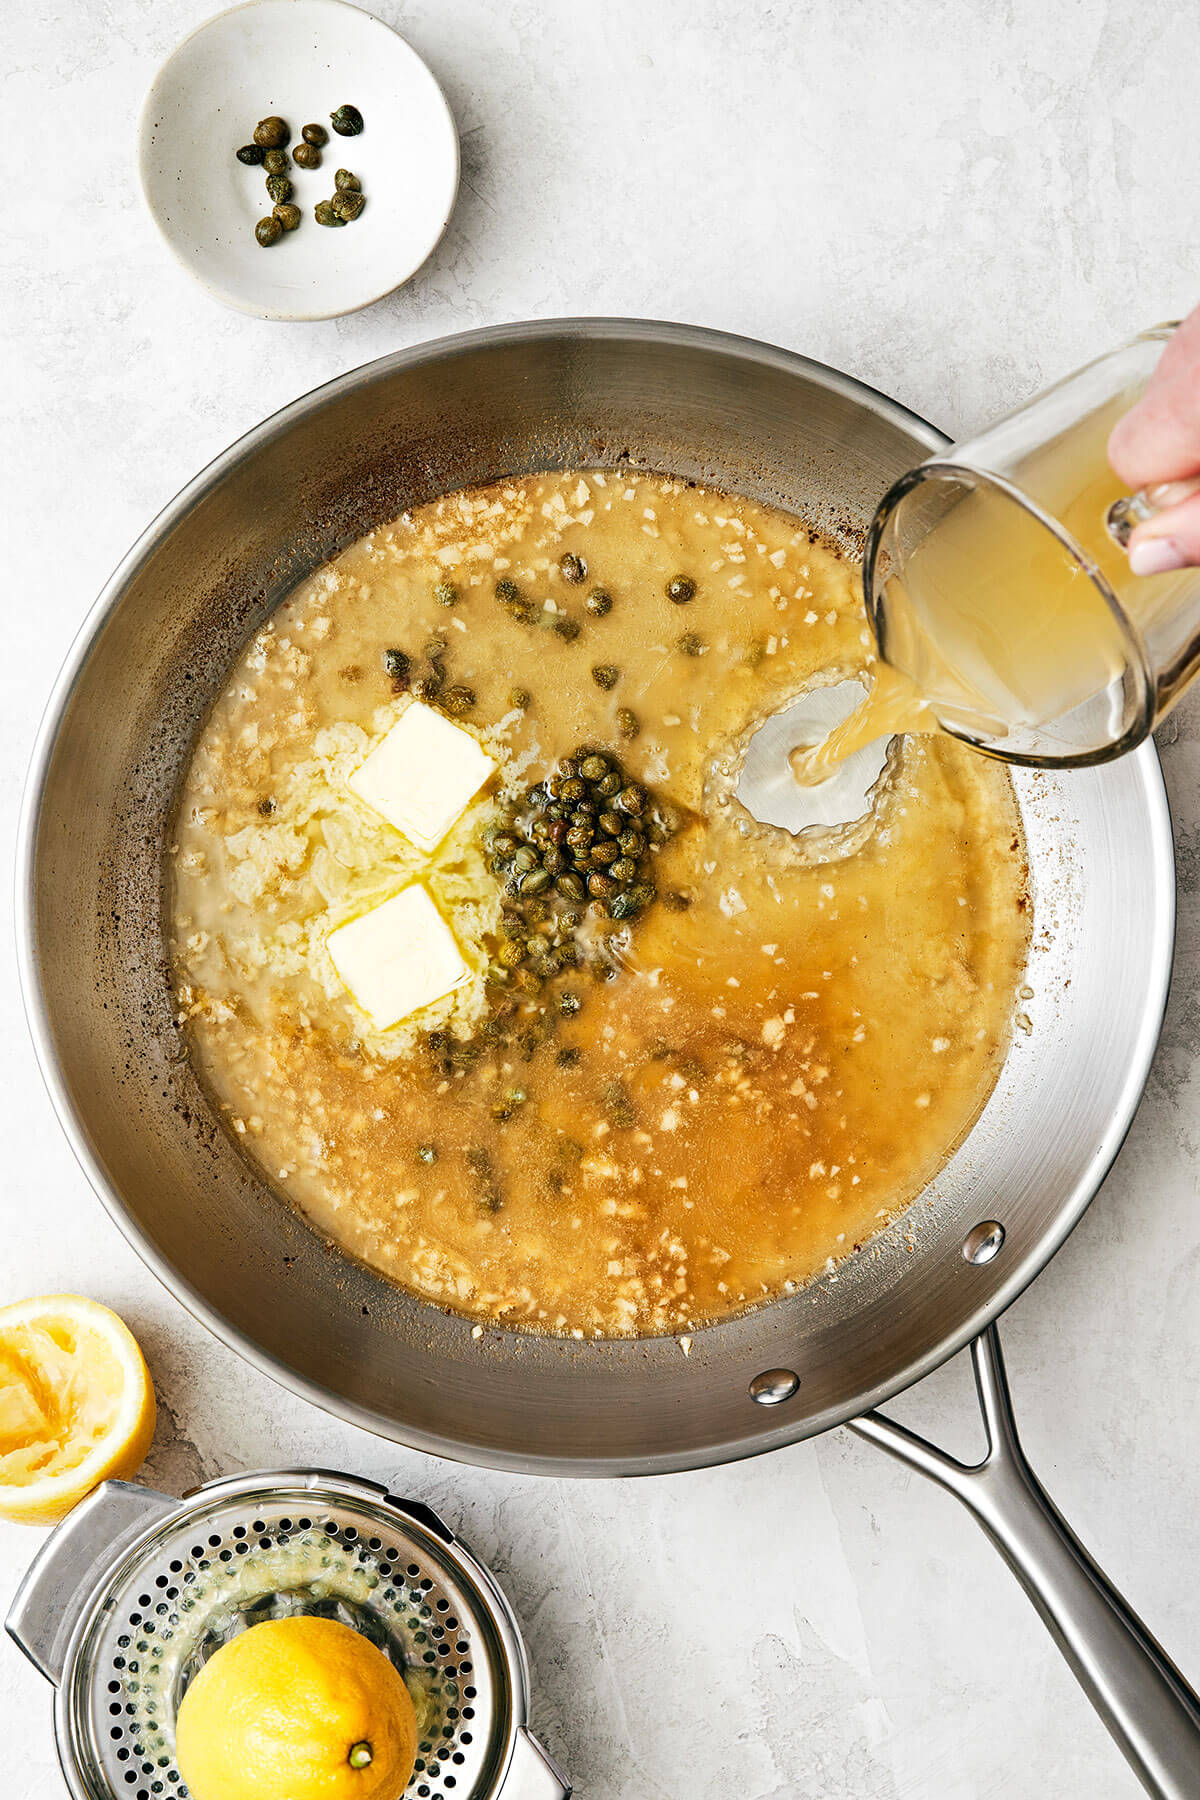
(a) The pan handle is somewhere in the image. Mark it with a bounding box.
[848,1325,1200,1800]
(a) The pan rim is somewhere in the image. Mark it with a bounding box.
[15,317,1177,1475]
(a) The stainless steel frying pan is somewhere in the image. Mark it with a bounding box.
[17,320,1199,1794]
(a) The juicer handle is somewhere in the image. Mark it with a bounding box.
[848,1325,1200,1800]
[501,1727,573,1799]
[5,1480,176,1685]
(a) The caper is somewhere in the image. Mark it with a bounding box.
[273,202,302,231]
[412,676,443,700]
[629,881,657,909]
[383,647,410,679]
[292,141,321,170]
[566,826,592,853]
[558,758,580,779]
[559,552,587,584]
[332,187,366,221]
[677,631,706,656]
[663,890,691,912]
[564,779,589,804]
[557,871,587,902]
[499,913,525,937]
[552,615,580,641]
[263,147,290,174]
[496,938,525,970]
[543,846,566,874]
[302,122,329,147]
[579,755,607,782]
[558,991,581,1017]
[334,167,362,191]
[433,580,458,607]
[616,785,645,815]
[508,687,530,709]
[608,889,642,921]
[591,840,620,866]
[526,896,550,922]
[416,1144,438,1163]
[314,198,344,226]
[330,103,365,136]
[611,857,640,884]
[666,574,696,604]
[588,871,619,898]
[512,846,539,873]
[257,796,276,815]
[586,586,612,617]
[440,685,474,714]
[596,810,621,837]
[616,708,639,740]
[255,215,283,247]
[265,173,292,204]
[254,116,290,148]
[237,143,266,165]
[522,867,552,894]
[556,1045,582,1067]
[592,664,619,690]
[598,771,622,798]
[618,830,643,857]
[603,1080,638,1128]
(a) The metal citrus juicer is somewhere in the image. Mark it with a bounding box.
[5,1469,570,1800]
[738,322,1200,834]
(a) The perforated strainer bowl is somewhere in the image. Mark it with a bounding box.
[5,1469,568,1800]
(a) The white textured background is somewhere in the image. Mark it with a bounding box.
[4,3,1200,1795]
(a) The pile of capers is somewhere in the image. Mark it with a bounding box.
[485,749,672,923]
[235,107,365,246]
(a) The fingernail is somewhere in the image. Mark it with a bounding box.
[1129,536,1188,577]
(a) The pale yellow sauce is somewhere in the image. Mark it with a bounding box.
[170,472,1029,1338]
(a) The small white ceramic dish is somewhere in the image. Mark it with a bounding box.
[138,0,459,320]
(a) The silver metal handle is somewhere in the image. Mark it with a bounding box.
[849,1326,1200,1800]
[5,1480,176,1685]
[501,1726,572,1799]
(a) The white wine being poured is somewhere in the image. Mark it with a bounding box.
[803,326,1200,783]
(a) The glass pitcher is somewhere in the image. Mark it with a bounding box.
[864,323,1200,766]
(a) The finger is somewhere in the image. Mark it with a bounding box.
[1109,309,1200,487]
[1127,490,1200,577]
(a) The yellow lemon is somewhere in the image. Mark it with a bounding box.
[175,1616,419,1800]
[0,1293,156,1525]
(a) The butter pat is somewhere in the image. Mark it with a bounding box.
[327,883,468,1028]
[348,702,496,852]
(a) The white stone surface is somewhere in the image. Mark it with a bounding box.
[3,2,1199,1795]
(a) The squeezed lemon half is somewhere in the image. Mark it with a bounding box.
[0,1293,157,1525]
[175,1616,419,1800]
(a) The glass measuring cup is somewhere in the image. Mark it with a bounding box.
[864,323,1200,766]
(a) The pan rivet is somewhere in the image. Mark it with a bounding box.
[962,1220,1005,1265]
[749,1368,800,1406]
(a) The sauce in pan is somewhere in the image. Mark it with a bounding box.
[170,471,1029,1337]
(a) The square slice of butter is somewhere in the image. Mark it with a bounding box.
[348,701,496,852]
[326,883,469,1029]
